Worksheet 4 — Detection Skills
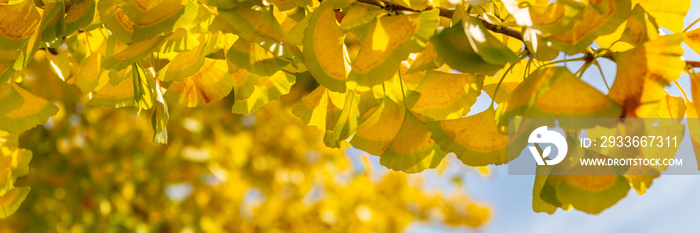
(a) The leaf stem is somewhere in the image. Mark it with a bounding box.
[593,60,610,90]
[674,80,689,101]
[684,17,700,33]
[489,62,518,107]
[397,69,408,108]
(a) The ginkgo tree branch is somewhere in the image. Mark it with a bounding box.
[351,0,700,68]
[355,0,523,41]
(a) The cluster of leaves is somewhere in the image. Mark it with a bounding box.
[1,0,700,219]
[0,91,491,231]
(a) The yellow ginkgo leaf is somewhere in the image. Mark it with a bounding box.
[350,97,404,156]
[76,53,106,93]
[232,71,296,115]
[227,38,289,76]
[380,108,446,173]
[135,0,198,42]
[482,61,532,104]
[338,3,382,31]
[219,6,294,46]
[165,59,233,107]
[158,28,200,53]
[97,0,136,42]
[231,68,259,100]
[0,83,23,116]
[406,42,442,74]
[351,97,446,173]
[0,146,32,194]
[0,84,59,134]
[631,0,689,33]
[544,0,630,54]
[158,42,205,82]
[323,90,360,148]
[685,73,700,171]
[556,173,630,214]
[303,1,349,92]
[0,0,41,50]
[685,27,700,55]
[502,0,583,34]
[406,70,483,121]
[0,62,13,83]
[102,36,163,71]
[87,71,135,108]
[347,9,438,90]
[0,186,30,219]
[428,108,510,166]
[595,3,660,52]
[499,67,621,127]
[65,0,96,35]
[292,85,345,131]
[608,34,685,118]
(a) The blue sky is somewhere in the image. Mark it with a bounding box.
[365,1,700,232]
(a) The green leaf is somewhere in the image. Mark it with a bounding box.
[431,18,515,76]
[132,63,154,114]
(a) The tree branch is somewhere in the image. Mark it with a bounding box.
[352,0,700,68]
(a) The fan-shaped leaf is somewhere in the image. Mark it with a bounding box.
[631,0,689,32]
[304,1,349,92]
[0,84,58,134]
[227,38,289,76]
[0,186,30,218]
[232,71,295,114]
[543,0,630,54]
[608,34,685,118]
[0,0,41,50]
[431,17,516,76]
[351,97,446,173]
[428,108,510,166]
[347,9,439,90]
[498,67,621,128]
[102,36,163,71]
[165,59,233,107]
[406,70,483,120]
[293,86,345,131]
[65,0,96,35]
